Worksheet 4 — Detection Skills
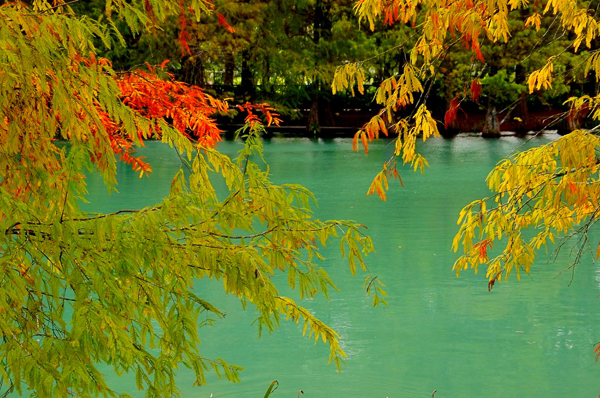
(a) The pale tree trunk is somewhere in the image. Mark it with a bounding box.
[483,99,500,137]
[566,111,583,131]
[513,65,531,135]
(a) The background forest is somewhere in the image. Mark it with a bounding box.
[76,0,599,135]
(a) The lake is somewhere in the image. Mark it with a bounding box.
[86,134,600,397]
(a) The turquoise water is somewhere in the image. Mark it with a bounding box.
[86,134,600,397]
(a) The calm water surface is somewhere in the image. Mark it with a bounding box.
[86,134,600,397]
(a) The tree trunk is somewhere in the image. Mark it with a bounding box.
[566,108,585,132]
[512,93,531,136]
[513,64,531,135]
[241,50,254,100]
[323,101,335,126]
[262,58,271,95]
[223,52,235,87]
[314,0,322,42]
[307,95,320,134]
[180,56,206,88]
[483,100,500,137]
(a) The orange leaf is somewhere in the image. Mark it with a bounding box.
[159,59,170,70]
[392,167,404,187]
[360,131,368,154]
[352,131,359,152]
[472,38,485,62]
[378,118,388,136]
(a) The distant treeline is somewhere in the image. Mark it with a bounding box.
[74,0,598,136]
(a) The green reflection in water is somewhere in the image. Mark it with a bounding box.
[84,134,600,397]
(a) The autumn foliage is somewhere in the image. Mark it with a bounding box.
[113,66,227,174]
[68,53,230,178]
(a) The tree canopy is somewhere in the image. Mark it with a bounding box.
[0,1,385,395]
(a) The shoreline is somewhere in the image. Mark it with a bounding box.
[220,124,562,139]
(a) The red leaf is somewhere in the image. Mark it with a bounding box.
[178,0,191,56]
[217,12,235,33]
[472,37,485,62]
[475,239,492,261]
[594,343,600,362]
[144,0,157,24]
[444,96,461,129]
[178,28,191,56]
